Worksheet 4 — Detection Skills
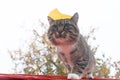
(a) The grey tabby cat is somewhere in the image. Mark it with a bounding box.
[47,12,96,79]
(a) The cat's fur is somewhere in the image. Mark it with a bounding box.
[47,12,96,79]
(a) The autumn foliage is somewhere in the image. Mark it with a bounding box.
[9,22,120,78]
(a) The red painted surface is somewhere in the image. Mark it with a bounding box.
[0,74,119,80]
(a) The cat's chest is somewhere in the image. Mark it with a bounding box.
[58,45,74,54]
[57,45,75,67]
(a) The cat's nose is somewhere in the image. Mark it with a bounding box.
[56,32,62,38]
[56,31,65,38]
[59,32,62,37]
[59,31,65,38]
[59,34,62,38]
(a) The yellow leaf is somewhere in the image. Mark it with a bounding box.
[48,8,72,20]
[102,67,109,75]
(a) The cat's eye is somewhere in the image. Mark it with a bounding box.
[52,25,57,28]
[52,25,58,32]
[64,24,70,29]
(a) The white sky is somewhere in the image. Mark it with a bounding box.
[0,0,120,73]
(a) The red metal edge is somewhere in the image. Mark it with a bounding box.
[0,74,119,80]
[0,74,67,80]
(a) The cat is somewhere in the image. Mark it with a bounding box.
[47,12,96,79]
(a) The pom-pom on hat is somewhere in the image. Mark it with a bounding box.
[48,8,72,20]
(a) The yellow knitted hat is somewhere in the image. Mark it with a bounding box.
[48,8,72,20]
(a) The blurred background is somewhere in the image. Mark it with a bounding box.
[0,0,120,78]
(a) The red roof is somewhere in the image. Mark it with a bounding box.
[0,74,119,80]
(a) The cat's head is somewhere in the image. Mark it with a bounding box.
[47,13,79,46]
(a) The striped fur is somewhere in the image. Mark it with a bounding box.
[47,13,95,79]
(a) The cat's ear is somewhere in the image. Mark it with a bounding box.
[47,16,54,24]
[71,12,79,24]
